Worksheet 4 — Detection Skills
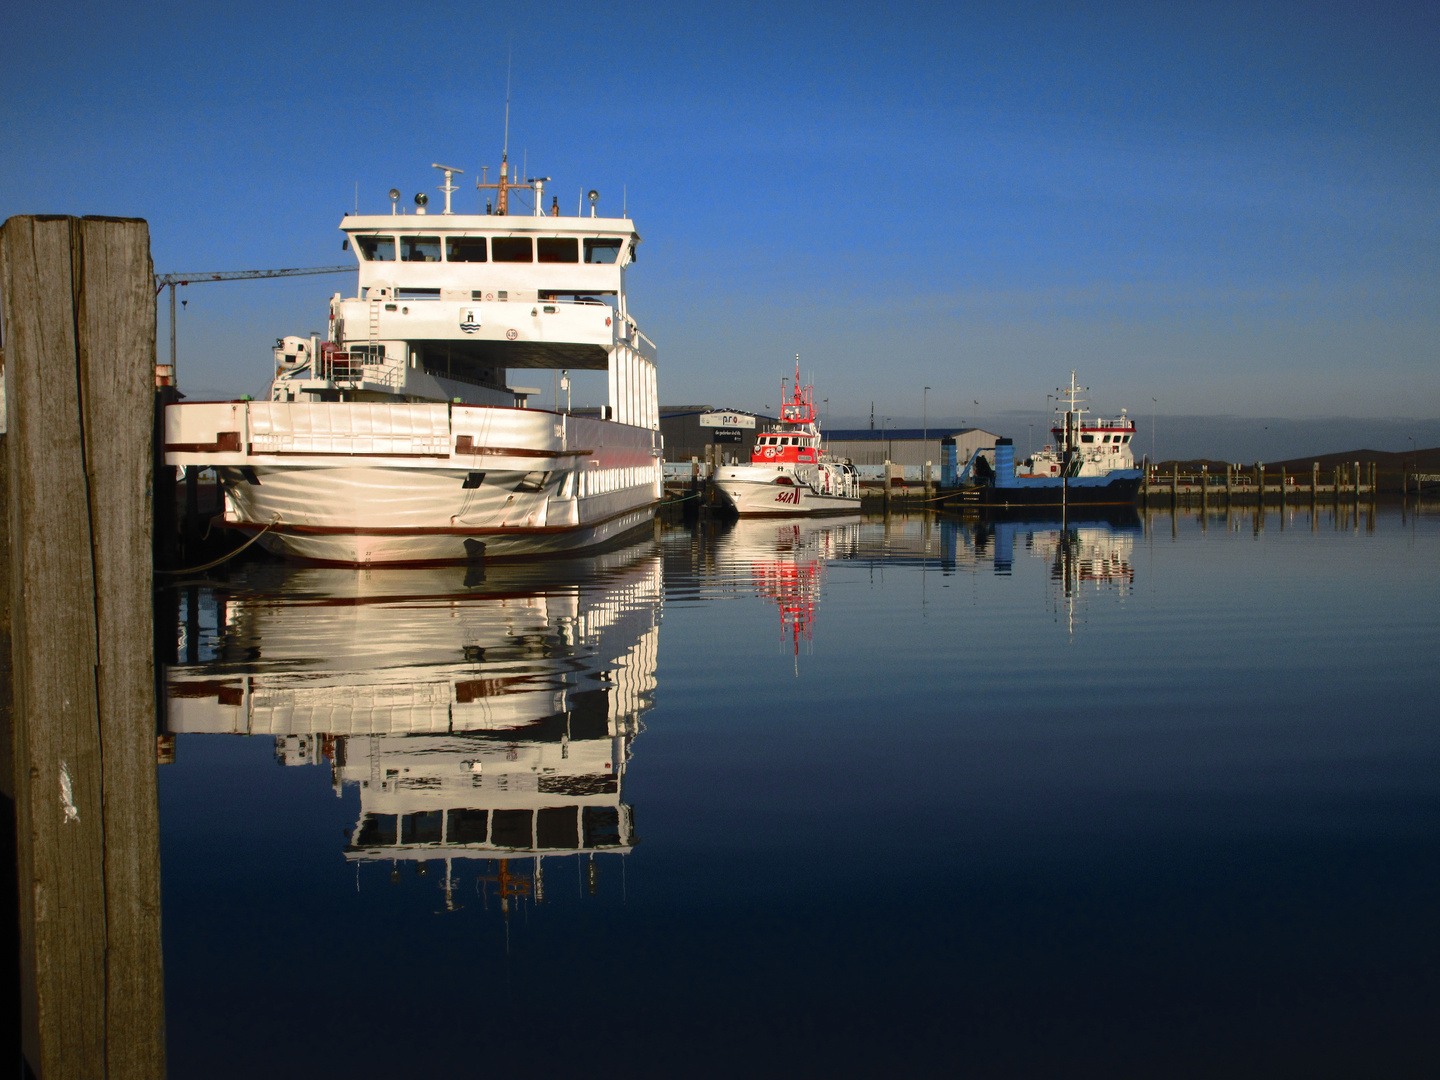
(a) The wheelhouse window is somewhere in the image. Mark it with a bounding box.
[399,236,441,262]
[446,237,487,262]
[584,238,623,264]
[491,237,533,263]
[537,237,579,263]
[356,236,395,261]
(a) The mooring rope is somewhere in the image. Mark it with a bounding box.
[156,515,282,576]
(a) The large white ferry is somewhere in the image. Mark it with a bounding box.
[713,359,859,516]
[165,158,661,564]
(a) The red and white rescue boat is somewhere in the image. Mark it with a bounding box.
[714,359,860,516]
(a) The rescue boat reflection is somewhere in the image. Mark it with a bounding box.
[166,543,661,910]
[723,516,861,664]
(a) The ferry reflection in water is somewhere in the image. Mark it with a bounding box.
[165,542,661,912]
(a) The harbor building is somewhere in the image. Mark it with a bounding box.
[823,428,1001,470]
[660,406,778,463]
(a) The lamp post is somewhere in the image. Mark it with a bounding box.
[1152,397,1157,464]
[922,386,930,489]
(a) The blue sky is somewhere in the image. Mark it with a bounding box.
[3,0,1436,433]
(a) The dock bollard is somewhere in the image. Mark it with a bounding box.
[0,214,166,1078]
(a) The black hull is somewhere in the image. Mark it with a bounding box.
[944,476,1142,509]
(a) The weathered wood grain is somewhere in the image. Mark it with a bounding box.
[76,216,165,1080]
[2,214,163,1078]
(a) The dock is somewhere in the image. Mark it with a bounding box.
[1140,462,1379,508]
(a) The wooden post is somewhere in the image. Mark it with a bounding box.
[1311,461,1318,505]
[1254,462,1263,507]
[1225,463,1232,506]
[1,215,164,1079]
[1171,463,1178,508]
[1199,464,1207,511]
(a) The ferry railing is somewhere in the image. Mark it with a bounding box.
[318,345,402,388]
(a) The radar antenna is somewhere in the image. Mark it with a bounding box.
[431,163,465,215]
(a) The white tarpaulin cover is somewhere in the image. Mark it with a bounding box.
[248,402,451,456]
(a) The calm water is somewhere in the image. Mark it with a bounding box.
[158,504,1440,1078]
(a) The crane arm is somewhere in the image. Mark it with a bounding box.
[154,264,353,293]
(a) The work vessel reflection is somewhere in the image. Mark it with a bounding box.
[165,543,661,911]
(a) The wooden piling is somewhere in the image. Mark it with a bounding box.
[1254,462,1263,507]
[1,215,164,1079]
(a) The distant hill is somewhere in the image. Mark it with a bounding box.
[848,413,1440,464]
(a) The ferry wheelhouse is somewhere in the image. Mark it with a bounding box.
[165,161,662,564]
[714,359,859,515]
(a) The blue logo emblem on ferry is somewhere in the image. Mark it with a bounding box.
[459,307,480,334]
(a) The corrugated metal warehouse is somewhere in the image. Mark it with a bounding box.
[658,411,1006,477]
[822,428,1002,468]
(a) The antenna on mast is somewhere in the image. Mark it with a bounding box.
[503,46,512,160]
[496,45,513,214]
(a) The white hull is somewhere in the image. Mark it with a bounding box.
[168,401,661,565]
[714,466,861,516]
[238,495,657,564]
